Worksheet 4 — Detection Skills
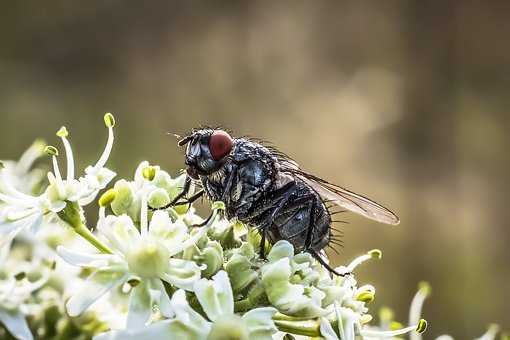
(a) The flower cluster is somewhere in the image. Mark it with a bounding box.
[0,115,505,340]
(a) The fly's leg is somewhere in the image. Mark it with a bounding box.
[149,176,192,211]
[305,199,350,277]
[172,190,205,206]
[191,209,214,228]
[259,228,267,260]
[258,182,297,260]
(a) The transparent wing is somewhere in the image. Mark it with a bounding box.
[255,139,400,225]
[291,170,400,225]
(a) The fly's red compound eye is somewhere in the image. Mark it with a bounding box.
[208,130,233,161]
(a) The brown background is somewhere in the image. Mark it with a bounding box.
[1,1,509,338]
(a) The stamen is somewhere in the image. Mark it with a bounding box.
[347,249,382,272]
[409,281,431,332]
[57,126,75,180]
[99,189,117,207]
[361,319,427,338]
[0,172,39,204]
[95,113,115,170]
[16,139,45,174]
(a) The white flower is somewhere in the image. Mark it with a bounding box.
[0,140,46,195]
[0,259,50,340]
[57,201,222,329]
[0,114,117,251]
[94,271,278,340]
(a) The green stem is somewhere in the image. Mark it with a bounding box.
[74,223,113,254]
[273,319,321,337]
[57,201,113,254]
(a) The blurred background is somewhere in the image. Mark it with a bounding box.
[1,1,509,338]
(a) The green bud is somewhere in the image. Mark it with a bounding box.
[44,146,59,156]
[103,112,115,128]
[0,161,4,170]
[110,180,134,216]
[56,126,69,138]
[148,188,170,209]
[199,241,223,277]
[226,254,257,293]
[416,319,428,334]
[99,189,117,207]
[267,240,294,262]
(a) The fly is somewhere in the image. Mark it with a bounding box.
[152,128,399,276]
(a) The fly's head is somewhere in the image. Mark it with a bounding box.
[178,128,234,179]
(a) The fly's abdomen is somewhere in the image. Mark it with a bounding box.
[267,182,332,253]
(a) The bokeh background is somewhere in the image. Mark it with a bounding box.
[1,1,509,338]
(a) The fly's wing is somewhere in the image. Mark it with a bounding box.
[252,139,400,225]
[292,170,400,225]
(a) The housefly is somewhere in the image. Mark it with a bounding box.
[153,128,399,276]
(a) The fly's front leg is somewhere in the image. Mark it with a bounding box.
[149,175,193,211]
[172,190,205,206]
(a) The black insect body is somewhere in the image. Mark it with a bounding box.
[158,128,399,276]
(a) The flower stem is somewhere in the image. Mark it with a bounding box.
[57,201,113,254]
[73,222,113,254]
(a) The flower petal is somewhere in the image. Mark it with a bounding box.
[0,308,33,340]
[126,281,152,329]
[97,215,140,255]
[66,269,127,317]
[242,307,278,340]
[193,270,233,322]
[151,279,174,318]
[57,245,115,267]
[160,258,203,291]
[320,317,339,340]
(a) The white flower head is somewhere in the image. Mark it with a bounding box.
[57,200,223,329]
[94,271,278,340]
[0,114,117,252]
[0,258,51,340]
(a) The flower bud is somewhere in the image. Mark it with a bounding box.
[148,188,170,209]
[199,241,224,277]
[110,180,134,216]
[267,240,294,262]
[226,254,257,293]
